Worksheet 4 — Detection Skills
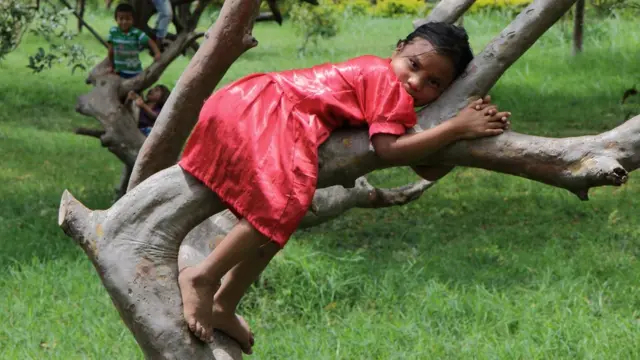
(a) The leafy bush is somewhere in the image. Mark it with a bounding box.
[0,0,37,60]
[371,0,427,18]
[0,0,95,73]
[289,0,340,53]
[27,4,96,73]
[588,0,640,17]
[470,0,533,12]
[332,0,371,18]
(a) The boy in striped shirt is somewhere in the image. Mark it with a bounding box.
[107,3,161,79]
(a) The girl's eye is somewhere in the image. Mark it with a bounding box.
[429,79,441,88]
[409,59,418,69]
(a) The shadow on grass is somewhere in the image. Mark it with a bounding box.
[294,178,637,292]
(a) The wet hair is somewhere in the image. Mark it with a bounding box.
[399,22,473,78]
[151,85,171,108]
[114,3,134,20]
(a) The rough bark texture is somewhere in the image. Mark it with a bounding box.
[59,0,640,358]
[59,167,242,359]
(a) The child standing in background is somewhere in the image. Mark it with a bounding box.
[107,3,161,79]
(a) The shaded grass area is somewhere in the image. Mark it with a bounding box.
[1,11,640,359]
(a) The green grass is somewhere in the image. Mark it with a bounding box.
[2,10,640,359]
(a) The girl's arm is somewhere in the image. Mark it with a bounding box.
[138,102,160,121]
[372,99,510,165]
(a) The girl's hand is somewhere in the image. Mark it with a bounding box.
[451,99,511,140]
[472,95,492,111]
[127,91,138,101]
[135,97,145,107]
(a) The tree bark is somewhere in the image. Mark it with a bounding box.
[59,0,640,358]
[573,0,585,56]
[59,167,242,359]
[413,0,477,28]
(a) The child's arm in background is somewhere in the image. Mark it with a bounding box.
[371,98,511,165]
[135,97,160,120]
[107,44,115,73]
[148,39,161,62]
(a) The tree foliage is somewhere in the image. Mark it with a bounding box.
[289,0,340,53]
[1,0,96,73]
[0,0,37,60]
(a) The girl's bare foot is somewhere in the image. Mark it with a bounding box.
[211,305,254,354]
[178,267,217,342]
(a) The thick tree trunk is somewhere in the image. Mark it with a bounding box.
[59,0,640,358]
[59,167,242,359]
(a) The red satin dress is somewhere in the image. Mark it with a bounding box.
[179,55,417,247]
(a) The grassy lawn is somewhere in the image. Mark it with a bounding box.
[1,9,640,359]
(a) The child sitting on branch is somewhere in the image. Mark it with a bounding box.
[176,22,511,354]
[127,84,171,136]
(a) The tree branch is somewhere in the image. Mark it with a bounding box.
[418,0,580,127]
[429,116,638,199]
[178,177,435,270]
[187,0,213,30]
[59,167,242,359]
[75,75,145,166]
[301,177,435,227]
[74,127,106,138]
[59,0,108,48]
[413,0,477,28]
[127,0,261,191]
[120,31,201,95]
[313,0,582,188]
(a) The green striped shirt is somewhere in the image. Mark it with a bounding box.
[107,26,149,75]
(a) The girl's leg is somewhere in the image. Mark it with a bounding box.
[178,219,272,349]
[210,241,280,354]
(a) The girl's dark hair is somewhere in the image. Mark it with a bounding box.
[114,3,134,20]
[153,85,171,108]
[400,22,473,78]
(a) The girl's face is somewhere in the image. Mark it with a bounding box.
[147,87,164,103]
[390,38,456,107]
